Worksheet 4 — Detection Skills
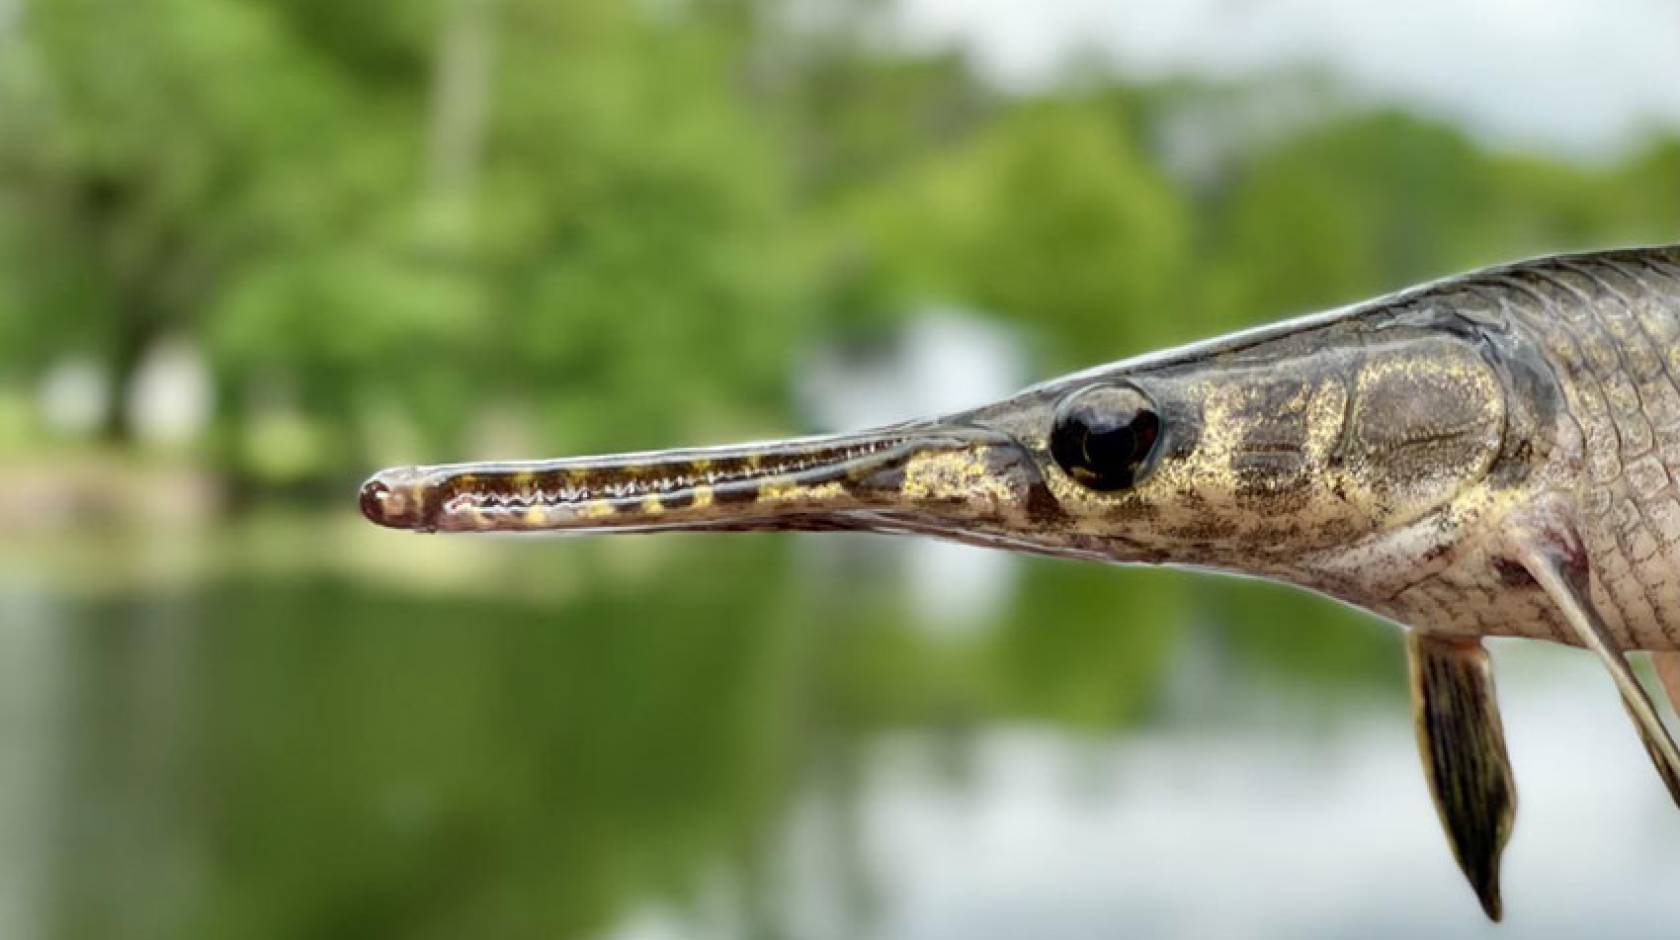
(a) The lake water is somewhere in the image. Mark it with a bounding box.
[5,522,1680,939]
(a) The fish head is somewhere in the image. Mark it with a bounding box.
[361,309,1518,581]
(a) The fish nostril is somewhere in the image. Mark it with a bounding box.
[359,478,393,525]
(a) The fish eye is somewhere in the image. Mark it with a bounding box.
[1049,384,1162,491]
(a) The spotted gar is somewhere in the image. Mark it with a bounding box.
[361,244,1680,921]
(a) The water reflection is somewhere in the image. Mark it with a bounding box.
[10,527,1680,938]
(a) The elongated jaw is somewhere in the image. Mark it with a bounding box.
[359,424,1055,537]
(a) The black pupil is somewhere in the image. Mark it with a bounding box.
[1050,388,1161,491]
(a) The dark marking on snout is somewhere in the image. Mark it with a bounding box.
[359,478,391,524]
[715,483,764,506]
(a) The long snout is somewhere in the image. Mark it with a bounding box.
[359,422,1053,537]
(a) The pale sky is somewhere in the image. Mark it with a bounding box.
[892,0,1680,158]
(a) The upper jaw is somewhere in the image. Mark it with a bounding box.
[359,418,1063,538]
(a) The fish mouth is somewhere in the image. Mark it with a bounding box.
[359,422,1054,536]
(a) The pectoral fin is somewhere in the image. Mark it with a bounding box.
[1514,537,1680,807]
[1407,633,1516,922]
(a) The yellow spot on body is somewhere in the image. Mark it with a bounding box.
[759,479,845,504]
[581,502,617,520]
[691,486,716,510]
[641,497,666,516]
[523,506,548,526]
[1295,378,1358,529]
[1303,379,1349,464]
[902,447,1014,504]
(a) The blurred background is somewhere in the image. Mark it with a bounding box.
[5,0,1680,937]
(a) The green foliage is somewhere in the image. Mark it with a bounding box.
[1197,112,1680,335]
[778,50,993,201]
[2,0,804,460]
[830,102,1191,364]
[994,561,1182,728]
[1201,112,1488,324]
[1195,577,1405,698]
[1,0,421,444]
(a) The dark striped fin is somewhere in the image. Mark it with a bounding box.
[1407,633,1516,922]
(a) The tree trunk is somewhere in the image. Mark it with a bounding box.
[427,0,494,204]
[99,308,158,444]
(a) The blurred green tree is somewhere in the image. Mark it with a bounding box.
[1197,109,1675,332]
[1,0,381,441]
[208,0,812,467]
[0,0,807,472]
[1200,112,1490,325]
[827,101,1192,366]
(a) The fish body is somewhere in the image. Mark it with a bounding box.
[361,245,1680,920]
[1363,246,1680,652]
